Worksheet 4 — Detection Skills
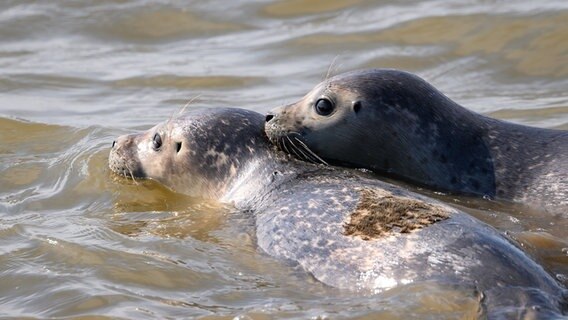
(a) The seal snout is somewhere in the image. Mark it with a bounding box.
[108,133,145,179]
[263,115,281,146]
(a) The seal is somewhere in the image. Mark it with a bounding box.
[264,69,568,213]
[109,107,567,317]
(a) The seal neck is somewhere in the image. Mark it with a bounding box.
[220,150,303,209]
[480,116,568,202]
[363,97,498,197]
[368,100,567,202]
[188,108,305,207]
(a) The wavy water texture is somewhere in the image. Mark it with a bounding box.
[0,0,566,318]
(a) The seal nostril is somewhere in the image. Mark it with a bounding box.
[265,114,274,122]
[112,141,116,148]
[353,101,362,113]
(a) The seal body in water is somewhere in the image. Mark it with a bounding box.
[109,107,566,317]
[264,69,568,213]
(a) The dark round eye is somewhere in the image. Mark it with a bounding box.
[152,133,162,150]
[315,98,334,116]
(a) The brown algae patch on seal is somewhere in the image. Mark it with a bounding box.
[344,188,450,240]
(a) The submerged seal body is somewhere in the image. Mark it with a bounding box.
[264,69,568,213]
[109,108,566,317]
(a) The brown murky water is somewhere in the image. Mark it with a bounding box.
[1,1,567,318]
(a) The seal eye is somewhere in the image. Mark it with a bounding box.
[152,133,162,150]
[315,98,334,116]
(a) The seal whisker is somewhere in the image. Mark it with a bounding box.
[289,138,320,164]
[179,94,203,115]
[284,136,305,161]
[286,136,317,164]
[279,136,291,155]
[324,55,341,81]
[280,131,323,164]
[293,137,328,166]
[125,164,139,185]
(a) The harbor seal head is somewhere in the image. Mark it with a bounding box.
[109,108,271,200]
[265,69,568,212]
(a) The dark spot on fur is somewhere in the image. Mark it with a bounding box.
[343,189,450,240]
[440,155,448,163]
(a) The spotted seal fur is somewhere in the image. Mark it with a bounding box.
[109,107,566,317]
[264,69,568,214]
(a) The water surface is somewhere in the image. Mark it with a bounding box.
[1,0,567,318]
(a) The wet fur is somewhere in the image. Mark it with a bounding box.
[265,69,568,214]
[110,108,567,317]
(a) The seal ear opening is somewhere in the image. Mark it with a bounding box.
[353,101,362,114]
[176,142,182,153]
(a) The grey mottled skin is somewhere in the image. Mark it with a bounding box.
[109,108,567,318]
[264,69,568,214]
